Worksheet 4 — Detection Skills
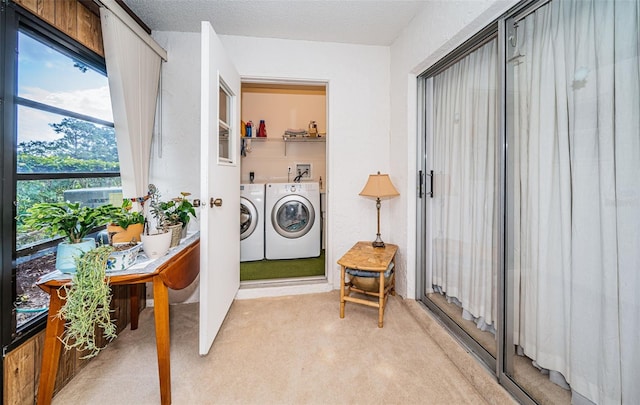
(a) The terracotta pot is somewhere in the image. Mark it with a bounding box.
[107,223,144,244]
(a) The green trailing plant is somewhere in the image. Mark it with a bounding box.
[57,245,117,359]
[21,202,119,244]
[109,198,145,228]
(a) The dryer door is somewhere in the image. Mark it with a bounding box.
[240,198,258,240]
[271,195,316,239]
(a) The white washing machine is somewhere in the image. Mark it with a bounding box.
[265,182,321,260]
[240,183,265,262]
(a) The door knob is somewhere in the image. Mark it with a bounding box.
[210,198,223,207]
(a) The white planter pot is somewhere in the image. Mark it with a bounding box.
[141,231,172,259]
[56,238,96,273]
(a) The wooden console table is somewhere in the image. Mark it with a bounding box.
[36,237,200,405]
[338,241,398,327]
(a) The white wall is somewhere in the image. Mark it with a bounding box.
[149,31,202,210]
[149,31,202,303]
[150,0,520,302]
[149,30,390,298]
[388,0,517,299]
[222,35,391,292]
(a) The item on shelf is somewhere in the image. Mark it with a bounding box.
[284,128,308,137]
[308,120,318,137]
[245,121,253,137]
[257,120,267,137]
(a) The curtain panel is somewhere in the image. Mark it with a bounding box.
[513,1,640,403]
[100,7,163,201]
[430,39,499,329]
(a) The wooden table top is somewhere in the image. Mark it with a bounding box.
[38,236,200,292]
[337,241,398,271]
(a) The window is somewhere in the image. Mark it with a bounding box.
[218,82,232,162]
[8,24,121,336]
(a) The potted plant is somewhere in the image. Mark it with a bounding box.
[140,184,172,259]
[151,191,196,247]
[21,202,118,273]
[57,245,117,358]
[107,198,145,244]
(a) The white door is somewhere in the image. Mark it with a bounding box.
[199,21,240,355]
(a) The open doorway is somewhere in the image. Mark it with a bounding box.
[239,81,327,283]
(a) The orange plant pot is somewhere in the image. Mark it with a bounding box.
[107,223,144,244]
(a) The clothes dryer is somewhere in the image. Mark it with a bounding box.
[240,183,265,262]
[265,182,320,260]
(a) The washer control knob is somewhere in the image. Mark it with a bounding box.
[291,185,296,192]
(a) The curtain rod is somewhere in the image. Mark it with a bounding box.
[94,0,168,61]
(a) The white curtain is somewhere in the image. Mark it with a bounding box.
[100,7,163,200]
[513,0,640,403]
[430,39,498,328]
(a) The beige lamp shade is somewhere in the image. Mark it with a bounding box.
[359,171,399,248]
[359,172,400,199]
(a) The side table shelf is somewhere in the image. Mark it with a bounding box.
[338,241,398,327]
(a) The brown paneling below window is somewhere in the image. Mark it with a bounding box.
[12,0,104,56]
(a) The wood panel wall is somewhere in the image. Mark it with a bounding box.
[3,285,145,405]
[12,0,104,56]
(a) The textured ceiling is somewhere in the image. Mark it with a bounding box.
[121,0,429,46]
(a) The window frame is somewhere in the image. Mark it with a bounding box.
[1,3,119,353]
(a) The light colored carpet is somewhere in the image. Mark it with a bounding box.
[52,291,515,405]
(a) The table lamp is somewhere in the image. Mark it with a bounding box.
[359,171,399,248]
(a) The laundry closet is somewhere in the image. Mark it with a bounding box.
[239,82,327,282]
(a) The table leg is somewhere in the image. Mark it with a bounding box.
[378,271,385,328]
[153,277,171,405]
[130,284,139,330]
[37,290,66,405]
[340,265,346,318]
[390,257,396,296]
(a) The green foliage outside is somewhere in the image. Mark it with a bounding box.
[16,118,122,249]
[18,155,119,173]
[18,118,119,164]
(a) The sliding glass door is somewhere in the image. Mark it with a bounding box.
[420,34,499,366]
[419,0,639,403]
[505,0,640,403]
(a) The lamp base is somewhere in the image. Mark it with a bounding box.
[371,234,385,248]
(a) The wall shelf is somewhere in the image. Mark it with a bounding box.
[241,136,326,156]
[282,136,326,155]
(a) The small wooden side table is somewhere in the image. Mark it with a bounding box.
[338,241,398,327]
[36,239,200,405]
